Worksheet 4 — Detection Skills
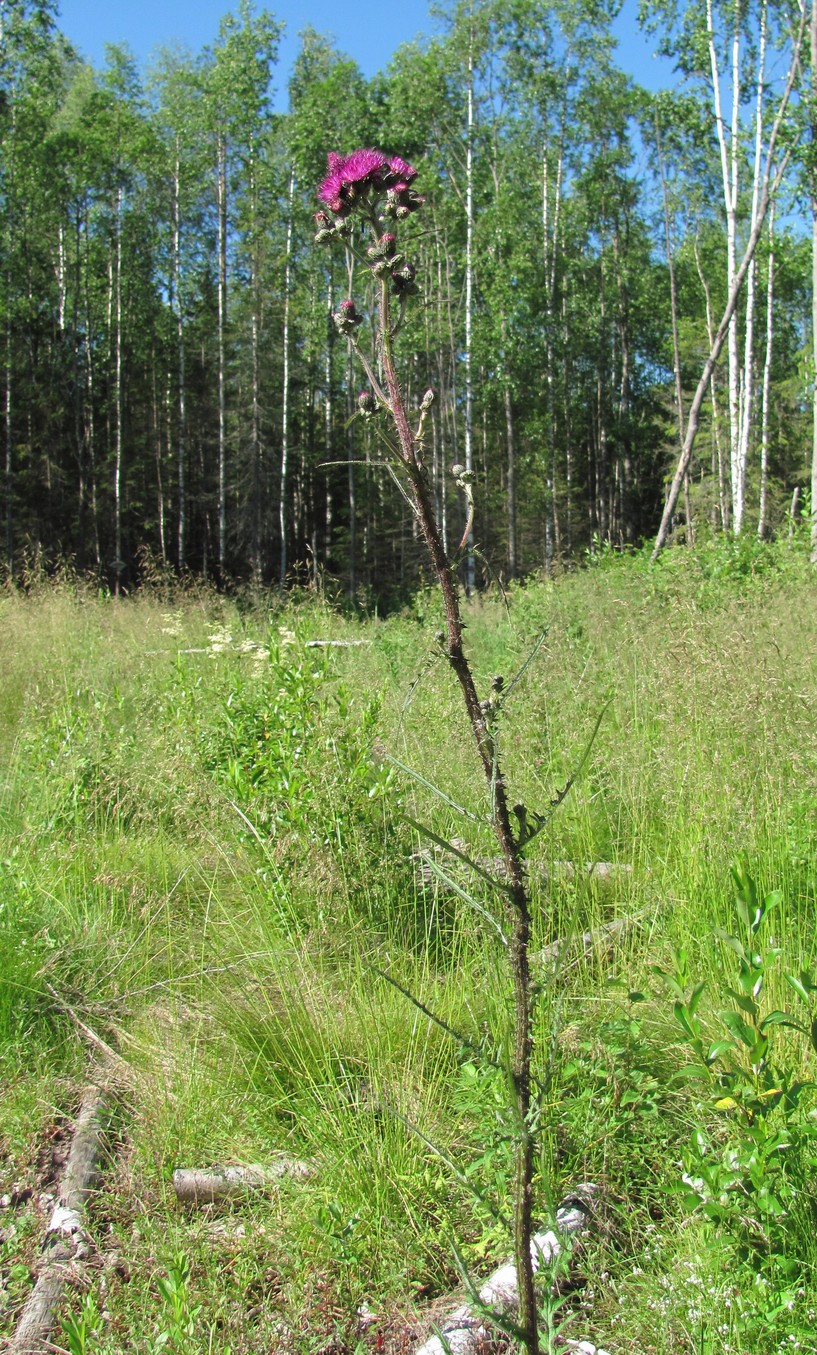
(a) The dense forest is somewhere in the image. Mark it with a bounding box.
[2,0,816,601]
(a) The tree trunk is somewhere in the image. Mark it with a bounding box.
[811,0,817,561]
[463,42,475,593]
[173,134,186,571]
[279,170,294,586]
[758,202,775,539]
[216,128,228,578]
[113,184,124,596]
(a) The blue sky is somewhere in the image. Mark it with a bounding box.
[55,0,678,108]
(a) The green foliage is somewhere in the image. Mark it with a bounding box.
[654,866,817,1338]
[1,575,817,1351]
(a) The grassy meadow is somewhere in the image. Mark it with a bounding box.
[2,536,817,1353]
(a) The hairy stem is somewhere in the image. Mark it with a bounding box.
[375,268,539,1355]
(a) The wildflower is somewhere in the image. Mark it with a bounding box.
[391,260,417,296]
[357,390,376,417]
[319,148,387,215]
[333,299,364,335]
[318,149,424,220]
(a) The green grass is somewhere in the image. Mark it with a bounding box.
[1,537,817,1353]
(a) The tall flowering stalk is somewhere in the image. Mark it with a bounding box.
[314,149,541,1355]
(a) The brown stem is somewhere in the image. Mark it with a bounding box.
[373,268,539,1355]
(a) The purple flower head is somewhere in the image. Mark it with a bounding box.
[386,155,417,184]
[317,149,422,219]
[333,299,364,335]
[319,148,387,214]
[358,389,376,416]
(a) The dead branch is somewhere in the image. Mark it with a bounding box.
[172,1158,314,1204]
[7,1080,111,1355]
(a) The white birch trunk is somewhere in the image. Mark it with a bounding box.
[279,169,295,587]
[173,134,186,571]
[737,0,767,529]
[216,129,227,577]
[464,45,475,594]
[758,200,774,538]
[708,0,741,528]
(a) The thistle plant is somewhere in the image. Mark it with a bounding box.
[314,148,544,1354]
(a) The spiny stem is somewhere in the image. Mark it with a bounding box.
[374,267,540,1355]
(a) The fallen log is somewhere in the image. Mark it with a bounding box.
[172,1158,314,1204]
[414,1184,609,1355]
[304,639,369,648]
[8,1081,110,1355]
[412,847,633,894]
[536,912,642,971]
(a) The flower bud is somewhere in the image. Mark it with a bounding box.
[451,464,465,479]
[391,260,417,296]
[314,211,332,229]
[333,299,364,335]
[358,389,376,416]
[420,388,434,410]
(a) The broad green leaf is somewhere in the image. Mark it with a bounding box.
[707,1040,734,1064]
[719,1009,755,1048]
[785,972,811,1004]
[724,987,758,1018]
[715,928,747,962]
[760,1010,806,1034]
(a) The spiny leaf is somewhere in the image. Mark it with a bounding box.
[387,1107,511,1230]
[379,750,483,822]
[370,964,496,1067]
[419,854,508,944]
[404,815,513,896]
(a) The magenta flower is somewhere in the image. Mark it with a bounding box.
[319,148,387,214]
[318,149,424,219]
[385,156,417,184]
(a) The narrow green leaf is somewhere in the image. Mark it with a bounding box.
[689,980,706,1017]
[674,1001,699,1040]
[404,815,513,896]
[420,855,509,944]
[379,751,482,822]
[497,626,550,708]
[389,1108,511,1230]
[370,965,494,1066]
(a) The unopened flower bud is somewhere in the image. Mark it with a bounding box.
[380,233,397,258]
[451,464,465,479]
[358,389,376,416]
[314,211,332,229]
[391,260,417,296]
[314,228,334,245]
[420,388,434,410]
[333,299,364,335]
